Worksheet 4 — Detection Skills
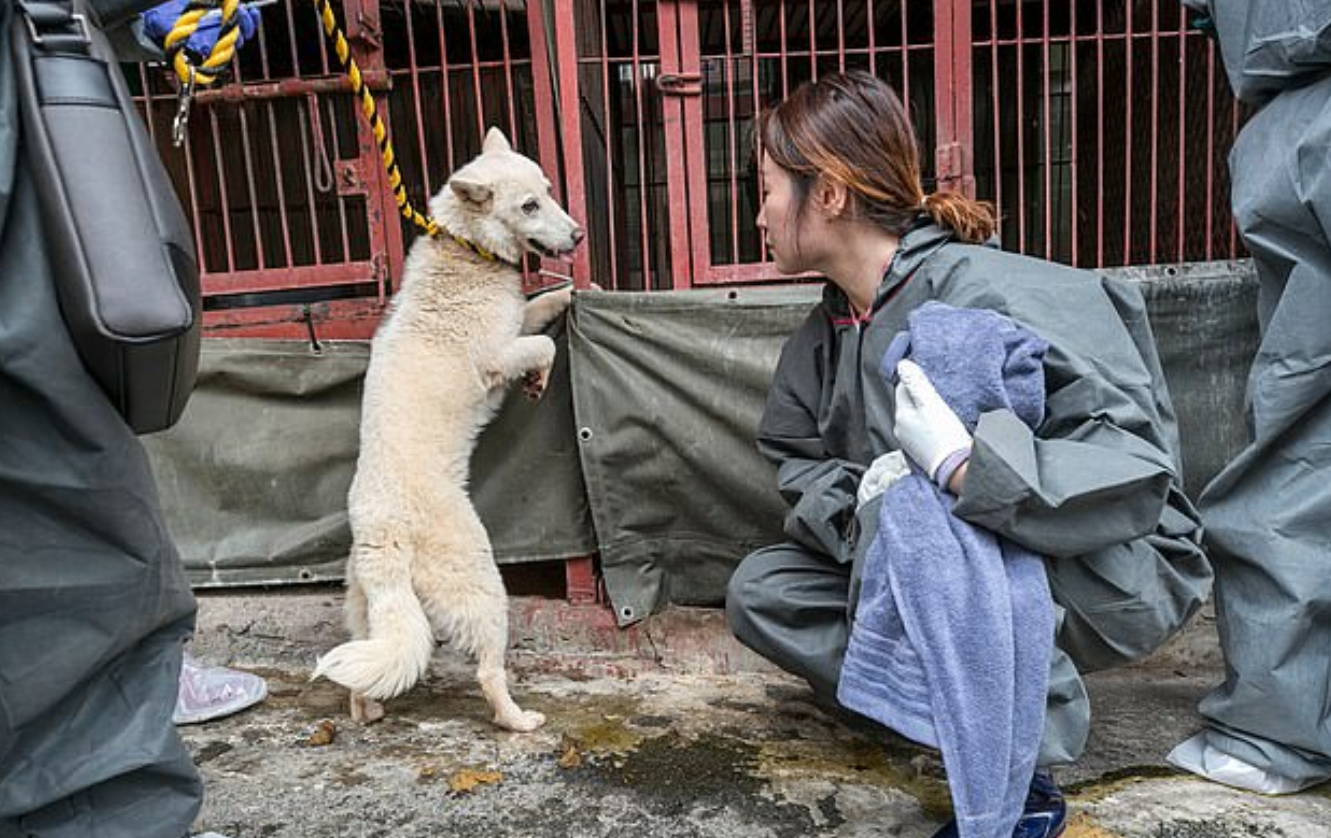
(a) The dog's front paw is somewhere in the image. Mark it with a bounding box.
[522,368,550,400]
[495,708,546,733]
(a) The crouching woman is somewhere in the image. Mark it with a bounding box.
[726,70,1211,838]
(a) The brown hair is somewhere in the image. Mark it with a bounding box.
[758,70,996,244]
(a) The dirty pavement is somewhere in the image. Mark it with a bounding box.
[181,591,1331,838]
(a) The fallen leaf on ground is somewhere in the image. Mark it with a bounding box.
[557,738,582,769]
[305,720,336,747]
[447,768,502,794]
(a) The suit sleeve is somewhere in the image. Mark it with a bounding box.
[757,317,865,564]
[947,270,1184,558]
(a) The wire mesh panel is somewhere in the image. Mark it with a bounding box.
[128,0,550,337]
[560,0,674,291]
[132,0,1247,307]
[971,0,1245,268]
[376,0,545,245]
[126,0,397,339]
[682,0,938,286]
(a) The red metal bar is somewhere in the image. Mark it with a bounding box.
[262,104,294,268]
[806,0,815,80]
[435,0,456,169]
[499,0,519,140]
[899,0,908,111]
[1042,0,1052,258]
[564,556,599,605]
[723,0,739,267]
[1149,0,1159,264]
[681,1,712,289]
[527,0,561,202]
[836,0,845,74]
[527,0,572,287]
[401,0,433,197]
[1070,0,1079,266]
[1124,1,1134,264]
[466,1,486,135]
[1177,8,1187,263]
[989,0,1002,233]
[630,0,652,287]
[933,0,974,198]
[657,0,695,290]
[867,0,875,75]
[207,108,236,274]
[201,262,380,295]
[192,73,392,104]
[597,0,620,287]
[237,107,267,272]
[203,298,386,340]
[1015,0,1026,251]
[298,98,327,266]
[747,0,761,267]
[1205,32,1215,262]
[1097,0,1105,266]
[329,96,356,274]
[552,0,591,287]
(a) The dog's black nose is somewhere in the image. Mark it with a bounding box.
[571,227,586,245]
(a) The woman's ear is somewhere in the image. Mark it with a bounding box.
[812,176,849,218]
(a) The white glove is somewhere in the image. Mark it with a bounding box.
[893,359,972,483]
[857,450,911,508]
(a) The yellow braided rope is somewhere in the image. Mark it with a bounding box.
[164,0,243,86]
[311,0,440,239]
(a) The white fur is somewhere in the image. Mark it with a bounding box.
[313,129,582,733]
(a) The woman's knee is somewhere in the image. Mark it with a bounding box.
[1049,539,1209,672]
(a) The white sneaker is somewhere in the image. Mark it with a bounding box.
[174,652,268,725]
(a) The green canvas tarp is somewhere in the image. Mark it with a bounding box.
[143,261,1257,625]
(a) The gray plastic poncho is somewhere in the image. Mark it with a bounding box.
[0,0,202,834]
[726,220,1212,765]
[1176,0,1331,787]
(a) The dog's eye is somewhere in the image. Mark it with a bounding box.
[521,199,540,215]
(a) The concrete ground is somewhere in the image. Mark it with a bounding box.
[181,589,1331,838]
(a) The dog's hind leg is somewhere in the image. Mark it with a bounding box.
[314,538,435,704]
[342,571,385,723]
[416,531,546,733]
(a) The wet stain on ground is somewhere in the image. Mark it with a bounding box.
[1147,819,1286,838]
[757,736,953,821]
[565,730,823,837]
[1065,764,1190,802]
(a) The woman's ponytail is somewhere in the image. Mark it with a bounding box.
[921,191,998,244]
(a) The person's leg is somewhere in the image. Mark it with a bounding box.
[1183,73,1331,790]
[4,618,202,838]
[0,163,202,836]
[726,542,853,700]
[727,540,1092,769]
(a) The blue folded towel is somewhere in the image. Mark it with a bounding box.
[838,302,1055,838]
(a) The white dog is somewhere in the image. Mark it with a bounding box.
[313,128,583,732]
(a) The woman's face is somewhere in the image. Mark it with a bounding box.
[757,152,807,274]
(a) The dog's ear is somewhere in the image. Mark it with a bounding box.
[482,127,512,155]
[450,175,493,207]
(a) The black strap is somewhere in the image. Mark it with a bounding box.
[16,0,93,56]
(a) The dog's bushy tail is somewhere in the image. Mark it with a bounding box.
[313,546,435,700]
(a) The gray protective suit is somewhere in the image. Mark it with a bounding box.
[0,0,203,835]
[726,221,1213,765]
[1179,0,1331,785]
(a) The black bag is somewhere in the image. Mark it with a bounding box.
[12,0,201,434]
